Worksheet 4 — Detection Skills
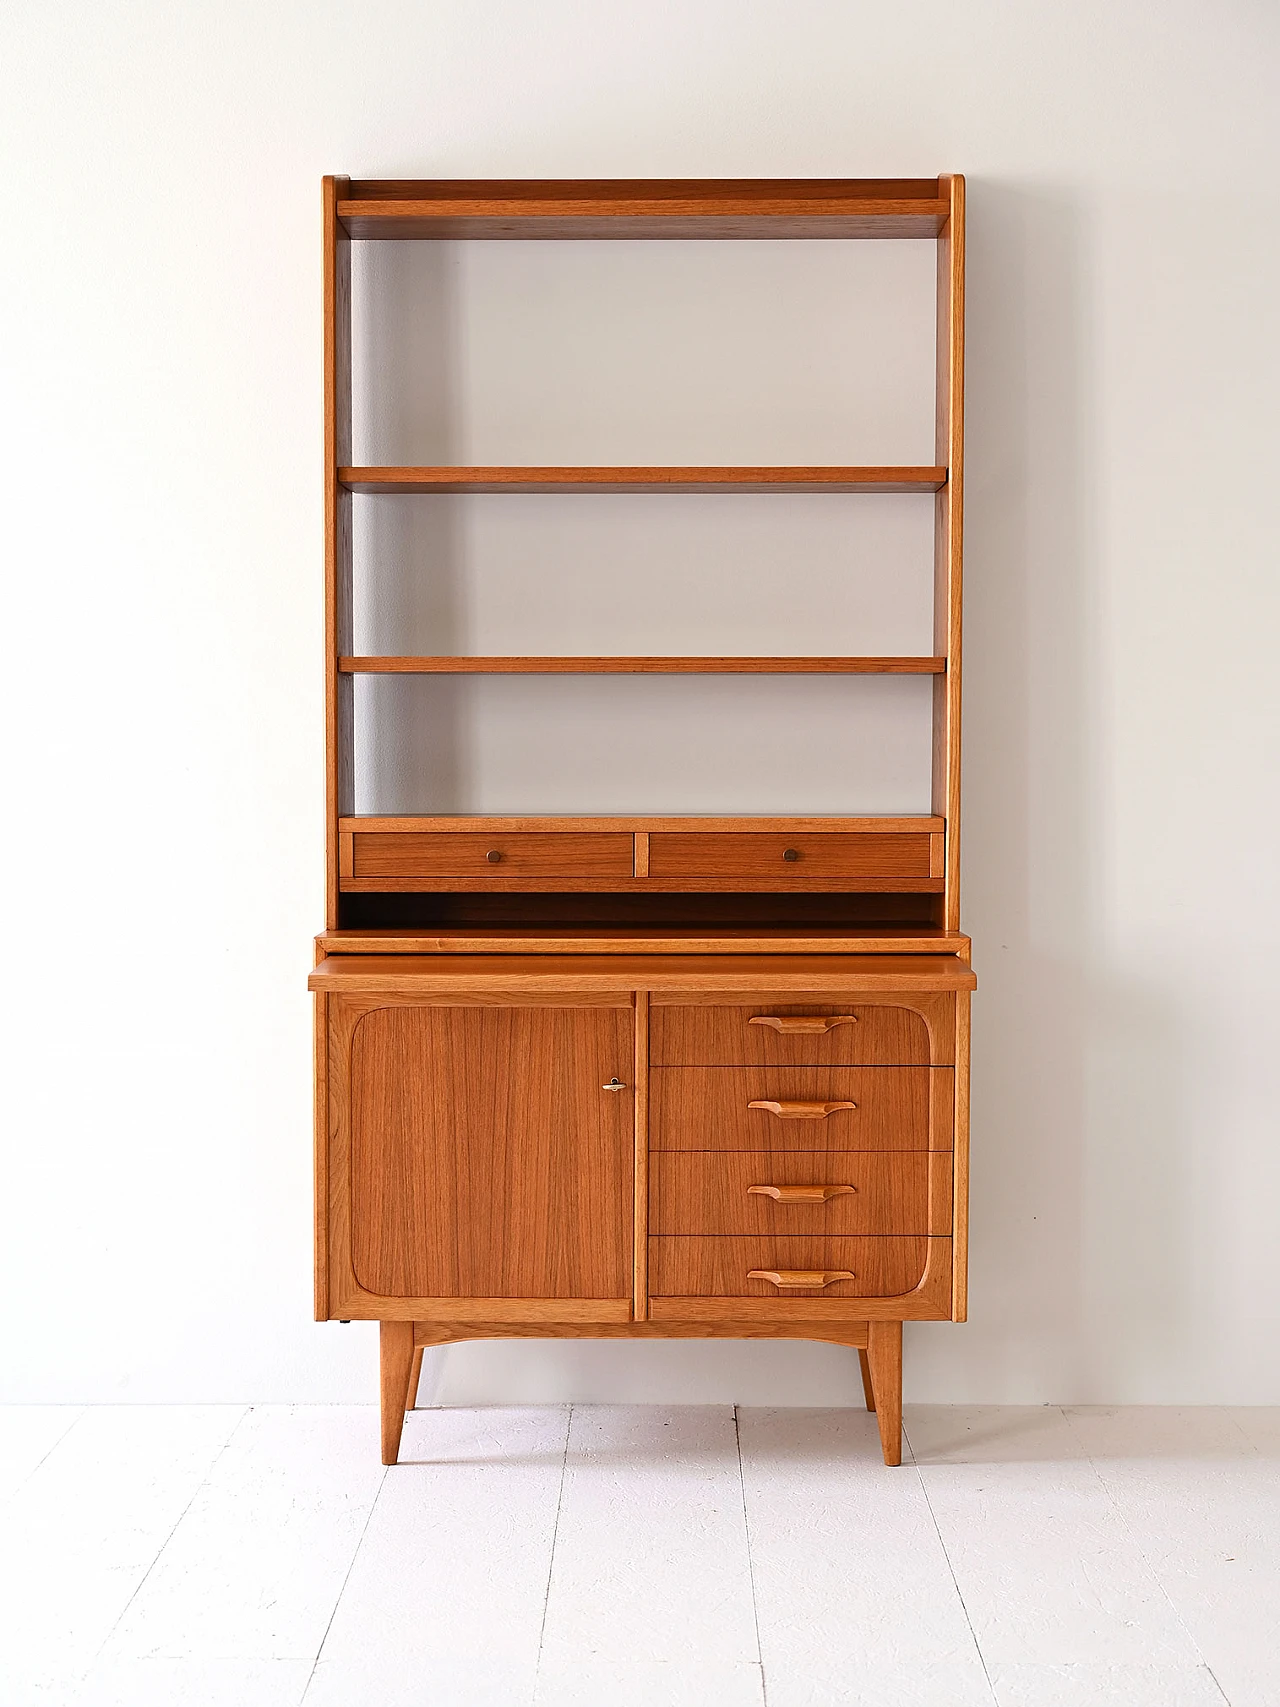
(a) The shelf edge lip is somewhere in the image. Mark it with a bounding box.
[338,466,948,493]
[336,194,950,214]
[338,815,946,832]
[338,656,947,675]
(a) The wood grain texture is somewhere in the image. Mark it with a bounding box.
[340,875,945,895]
[406,1345,425,1411]
[649,1236,933,1298]
[633,991,649,1319]
[952,987,971,1322]
[338,467,947,494]
[649,1151,935,1234]
[352,831,634,879]
[339,654,946,674]
[348,1005,633,1298]
[867,1318,903,1465]
[650,1003,932,1066]
[379,1320,414,1465]
[647,1237,951,1320]
[933,173,965,934]
[312,987,329,1322]
[647,832,934,879]
[310,956,977,997]
[317,927,973,957]
[859,1347,876,1411]
[338,178,949,239]
[649,1067,943,1151]
[340,816,945,833]
[323,175,352,931]
[412,1320,870,1346]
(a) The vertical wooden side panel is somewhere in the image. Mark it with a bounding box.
[932,174,965,933]
[324,175,353,929]
[633,990,650,1318]
[951,986,971,1320]
[313,986,329,1320]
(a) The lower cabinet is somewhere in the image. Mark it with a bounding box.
[311,955,974,1467]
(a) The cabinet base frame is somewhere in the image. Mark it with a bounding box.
[377,1317,905,1468]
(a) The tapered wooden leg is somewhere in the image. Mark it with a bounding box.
[406,1345,425,1413]
[380,1321,414,1465]
[858,1348,876,1412]
[866,1320,903,1466]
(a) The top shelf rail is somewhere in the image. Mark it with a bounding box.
[337,178,951,240]
[339,467,947,495]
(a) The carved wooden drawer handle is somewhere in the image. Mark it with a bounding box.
[748,1269,855,1289]
[748,1099,856,1119]
[748,1183,855,1203]
[749,1014,858,1034]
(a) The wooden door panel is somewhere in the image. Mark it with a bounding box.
[349,1004,632,1298]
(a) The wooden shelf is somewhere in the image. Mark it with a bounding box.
[337,178,950,241]
[340,656,946,676]
[339,466,947,495]
[317,926,972,958]
[339,816,945,833]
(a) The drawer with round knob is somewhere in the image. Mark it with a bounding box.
[349,831,635,880]
[646,831,936,881]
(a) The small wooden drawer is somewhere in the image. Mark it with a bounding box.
[649,1235,933,1298]
[647,831,934,880]
[650,1003,935,1066]
[351,831,635,879]
[650,1152,947,1235]
[650,1066,948,1151]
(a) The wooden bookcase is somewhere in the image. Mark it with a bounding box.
[311,176,974,1465]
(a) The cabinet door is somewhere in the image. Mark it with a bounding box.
[348,1004,633,1299]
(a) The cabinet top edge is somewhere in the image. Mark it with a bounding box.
[309,951,978,992]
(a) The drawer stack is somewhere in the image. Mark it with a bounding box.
[648,1000,954,1304]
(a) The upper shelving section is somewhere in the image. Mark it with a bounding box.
[340,466,946,495]
[337,178,950,241]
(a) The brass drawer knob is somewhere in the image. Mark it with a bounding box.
[748,1099,856,1119]
[749,1014,858,1034]
[748,1269,855,1289]
[748,1183,855,1203]
[783,847,800,862]
[486,850,503,863]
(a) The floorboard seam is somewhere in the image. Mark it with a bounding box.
[1059,1406,1234,1706]
[300,1441,391,1703]
[904,1414,999,1705]
[0,1406,86,1512]
[533,1402,573,1695]
[733,1405,769,1705]
[87,1403,253,1673]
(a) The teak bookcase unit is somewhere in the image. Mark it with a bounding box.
[311,176,975,1466]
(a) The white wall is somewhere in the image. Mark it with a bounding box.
[2,0,1278,1406]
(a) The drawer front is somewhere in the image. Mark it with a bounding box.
[651,1067,948,1150]
[352,831,634,879]
[651,1002,933,1066]
[647,832,934,880]
[649,1235,933,1298]
[650,1151,944,1235]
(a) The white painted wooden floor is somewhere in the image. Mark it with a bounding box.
[2,1405,1278,1707]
